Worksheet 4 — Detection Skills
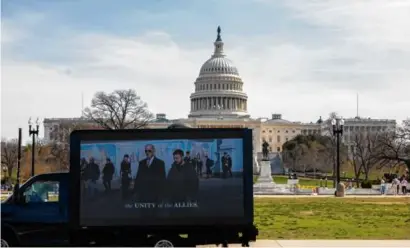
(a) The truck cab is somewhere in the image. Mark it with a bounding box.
[1,173,69,247]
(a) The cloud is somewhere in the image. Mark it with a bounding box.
[1,1,410,139]
[282,0,410,49]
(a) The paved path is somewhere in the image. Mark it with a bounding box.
[199,240,410,247]
[254,194,410,198]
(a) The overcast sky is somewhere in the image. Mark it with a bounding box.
[2,0,409,139]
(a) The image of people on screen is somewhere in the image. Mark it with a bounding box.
[120,154,132,199]
[222,152,233,178]
[133,144,166,203]
[82,157,100,199]
[102,158,115,193]
[194,153,203,177]
[79,138,245,225]
[167,149,199,203]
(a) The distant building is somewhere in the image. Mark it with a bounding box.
[42,27,396,156]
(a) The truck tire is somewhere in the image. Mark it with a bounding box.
[154,239,174,247]
[1,228,18,247]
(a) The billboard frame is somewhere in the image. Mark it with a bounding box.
[69,128,254,230]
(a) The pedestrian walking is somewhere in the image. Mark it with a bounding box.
[391,177,400,195]
[380,178,386,195]
[400,178,407,195]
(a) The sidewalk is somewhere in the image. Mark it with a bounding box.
[199,240,410,247]
[254,194,410,198]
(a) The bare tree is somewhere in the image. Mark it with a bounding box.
[21,140,48,179]
[1,139,19,180]
[351,132,381,182]
[47,123,87,171]
[83,89,154,130]
[350,150,363,187]
[376,119,410,171]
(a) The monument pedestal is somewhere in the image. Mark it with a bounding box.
[254,160,277,194]
[257,160,273,183]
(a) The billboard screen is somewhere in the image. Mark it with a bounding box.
[75,131,249,227]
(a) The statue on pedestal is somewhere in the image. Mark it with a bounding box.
[262,140,270,161]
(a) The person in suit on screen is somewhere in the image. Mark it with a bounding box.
[221,152,229,178]
[194,153,203,177]
[84,157,100,199]
[205,155,214,179]
[184,151,194,165]
[102,158,115,193]
[167,149,199,203]
[120,154,132,200]
[134,144,166,203]
[226,153,233,177]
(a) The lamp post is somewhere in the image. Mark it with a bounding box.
[331,117,344,184]
[28,118,40,177]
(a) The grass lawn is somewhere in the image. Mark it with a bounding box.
[2,194,409,239]
[255,197,410,239]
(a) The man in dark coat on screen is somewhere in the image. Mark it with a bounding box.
[221,152,229,179]
[134,144,166,203]
[84,157,100,199]
[120,154,131,200]
[184,151,194,165]
[102,158,115,193]
[167,149,199,203]
[205,155,214,179]
[226,153,233,177]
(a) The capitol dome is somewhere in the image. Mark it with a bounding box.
[189,26,249,119]
[199,57,239,76]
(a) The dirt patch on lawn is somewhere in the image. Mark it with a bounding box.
[361,201,408,205]
[299,210,315,216]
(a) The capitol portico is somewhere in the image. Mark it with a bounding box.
[42,26,397,155]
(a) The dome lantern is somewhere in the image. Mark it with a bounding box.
[213,26,224,57]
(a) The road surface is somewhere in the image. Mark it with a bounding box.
[198,239,410,247]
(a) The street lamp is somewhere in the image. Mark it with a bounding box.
[28,117,40,177]
[331,117,344,184]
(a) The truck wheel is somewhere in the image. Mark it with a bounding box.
[1,234,17,247]
[154,239,174,247]
[219,241,228,247]
[1,230,18,247]
[1,239,10,248]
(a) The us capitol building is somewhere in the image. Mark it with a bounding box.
[43,27,396,154]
